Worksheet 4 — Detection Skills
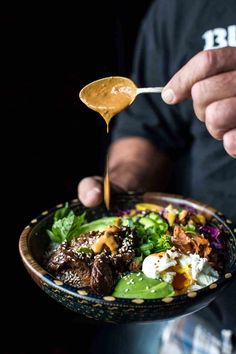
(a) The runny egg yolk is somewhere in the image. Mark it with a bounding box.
[171,265,192,290]
[142,252,193,291]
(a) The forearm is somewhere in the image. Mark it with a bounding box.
[108,137,172,192]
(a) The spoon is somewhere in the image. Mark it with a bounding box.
[79,76,163,131]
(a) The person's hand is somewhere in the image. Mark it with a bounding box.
[161,47,236,158]
[78,174,133,208]
[78,176,104,207]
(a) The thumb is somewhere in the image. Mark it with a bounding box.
[161,56,198,105]
[161,48,236,105]
[78,176,103,207]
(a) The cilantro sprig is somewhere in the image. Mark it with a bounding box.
[47,203,86,243]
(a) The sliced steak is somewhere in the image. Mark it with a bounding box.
[47,241,72,272]
[59,259,92,288]
[46,226,138,295]
[90,256,114,295]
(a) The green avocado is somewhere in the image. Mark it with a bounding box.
[78,216,117,235]
[112,272,175,299]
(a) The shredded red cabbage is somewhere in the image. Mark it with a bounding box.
[199,225,224,249]
[115,209,132,216]
[178,205,196,214]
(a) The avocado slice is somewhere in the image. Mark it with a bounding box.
[112,272,175,299]
[78,216,117,235]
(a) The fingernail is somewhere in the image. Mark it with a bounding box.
[161,88,175,104]
[85,187,101,203]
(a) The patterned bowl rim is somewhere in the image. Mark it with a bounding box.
[19,192,236,307]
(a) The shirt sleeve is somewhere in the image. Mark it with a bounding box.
[112,0,193,157]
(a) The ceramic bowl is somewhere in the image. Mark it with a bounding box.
[19,192,236,323]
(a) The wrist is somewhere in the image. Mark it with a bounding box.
[107,137,172,192]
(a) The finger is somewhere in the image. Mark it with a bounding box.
[162,47,236,104]
[192,71,236,121]
[205,97,236,140]
[223,128,236,158]
[78,176,103,207]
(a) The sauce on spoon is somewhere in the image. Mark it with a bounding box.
[79,76,137,133]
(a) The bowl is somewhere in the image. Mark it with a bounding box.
[19,192,236,323]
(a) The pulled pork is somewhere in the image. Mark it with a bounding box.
[172,225,212,258]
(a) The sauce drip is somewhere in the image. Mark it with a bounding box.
[79,76,137,208]
[104,167,110,210]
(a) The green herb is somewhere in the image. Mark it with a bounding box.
[155,234,171,252]
[76,246,93,254]
[47,205,118,244]
[140,242,154,252]
[122,212,171,256]
[184,223,196,234]
[47,207,86,243]
[54,202,71,221]
[133,255,143,263]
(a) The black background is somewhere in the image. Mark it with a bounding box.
[2,2,153,353]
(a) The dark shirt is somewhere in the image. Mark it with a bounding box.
[113,0,236,332]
